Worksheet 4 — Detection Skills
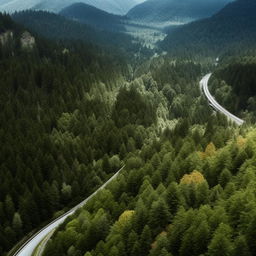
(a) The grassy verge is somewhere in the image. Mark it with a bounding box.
[32,230,55,256]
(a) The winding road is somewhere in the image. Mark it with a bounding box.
[200,73,244,126]
[11,73,244,256]
[13,166,125,256]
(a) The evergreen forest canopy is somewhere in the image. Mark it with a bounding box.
[11,10,141,56]
[209,56,256,122]
[59,3,127,32]
[162,0,256,57]
[1,0,256,255]
[0,12,132,255]
[127,0,232,23]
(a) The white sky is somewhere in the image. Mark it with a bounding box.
[0,0,146,14]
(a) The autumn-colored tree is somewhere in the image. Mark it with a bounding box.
[199,142,216,159]
[180,170,206,185]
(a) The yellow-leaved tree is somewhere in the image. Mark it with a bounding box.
[180,170,206,185]
[237,136,246,148]
[199,142,216,159]
[115,210,135,231]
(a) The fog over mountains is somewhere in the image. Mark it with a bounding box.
[128,0,234,22]
[162,0,256,55]
[0,0,145,14]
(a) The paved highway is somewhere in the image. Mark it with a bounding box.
[11,73,244,256]
[200,73,244,126]
[34,230,55,256]
[13,166,125,256]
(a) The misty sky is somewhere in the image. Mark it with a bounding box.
[0,0,146,14]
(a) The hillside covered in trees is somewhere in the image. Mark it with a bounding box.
[0,12,144,255]
[127,0,232,23]
[209,56,256,122]
[0,12,208,256]
[12,10,138,54]
[44,125,256,256]
[0,13,214,254]
[42,58,256,256]
[59,3,127,32]
[162,0,256,57]
[2,0,256,255]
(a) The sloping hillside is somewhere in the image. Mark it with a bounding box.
[12,10,133,50]
[59,3,127,32]
[162,0,256,56]
[127,0,233,23]
[0,0,145,15]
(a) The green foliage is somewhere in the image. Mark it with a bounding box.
[208,223,233,256]
[149,199,171,233]
[44,112,253,256]
[3,11,256,256]
[0,12,154,255]
[162,0,256,57]
[210,59,256,122]
[12,10,135,53]
[112,86,157,127]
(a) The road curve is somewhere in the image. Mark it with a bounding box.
[200,73,244,126]
[34,230,55,256]
[13,166,125,256]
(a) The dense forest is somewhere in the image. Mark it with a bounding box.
[1,0,256,255]
[0,13,212,255]
[42,57,249,256]
[12,10,138,54]
[0,12,148,255]
[0,12,207,255]
[162,0,256,57]
[44,123,256,256]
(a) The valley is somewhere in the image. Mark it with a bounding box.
[124,22,166,50]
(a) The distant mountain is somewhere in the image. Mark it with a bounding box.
[0,0,145,15]
[12,10,133,49]
[127,0,233,23]
[59,3,127,32]
[162,0,256,56]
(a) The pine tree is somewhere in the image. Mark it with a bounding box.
[140,225,152,256]
[179,226,194,256]
[193,220,210,255]
[4,195,15,220]
[159,248,173,256]
[119,143,127,159]
[166,182,180,214]
[246,213,256,253]
[233,235,251,256]
[208,224,233,256]
[131,241,141,256]
[84,252,92,256]
[12,212,23,236]
[127,230,139,256]
[102,154,111,174]
[219,169,232,188]
[149,199,171,233]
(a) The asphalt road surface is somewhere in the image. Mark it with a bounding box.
[13,166,125,256]
[200,73,244,126]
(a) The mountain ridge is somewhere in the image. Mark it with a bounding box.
[59,3,127,32]
[12,10,134,50]
[162,0,256,56]
[0,0,145,15]
[127,0,234,23]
